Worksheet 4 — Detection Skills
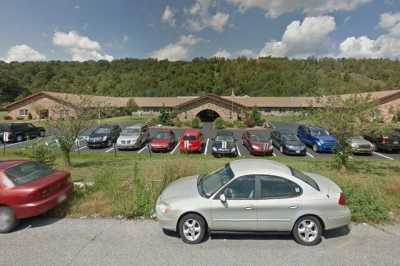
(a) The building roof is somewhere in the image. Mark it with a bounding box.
[5,89,400,111]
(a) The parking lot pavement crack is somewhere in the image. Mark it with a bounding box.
[66,223,112,266]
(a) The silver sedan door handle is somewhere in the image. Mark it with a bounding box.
[244,207,254,210]
[289,205,298,209]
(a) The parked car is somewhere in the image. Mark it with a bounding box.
[0,160,73,233]
[346,137,375,155]
[116,124,149,150]
[150,129,176,152]
[271,131,307,156]
[297,125,337,153]
[211,130,238,157]
[156,159,350,246]
[87,125,121,149]
[1,123,45,143]
[364,130,400,152]
[179,129,204,153]
[242,130,273,156]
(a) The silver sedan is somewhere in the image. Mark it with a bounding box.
[156,159,351,246]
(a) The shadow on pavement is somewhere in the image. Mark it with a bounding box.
[14,216,62,232]
[324,225,351,239]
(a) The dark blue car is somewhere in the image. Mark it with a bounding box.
[297,125,337,153]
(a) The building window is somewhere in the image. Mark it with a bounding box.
[19,109,28,117]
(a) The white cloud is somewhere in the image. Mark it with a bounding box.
[123,35,129,42]
[213,49,232,58]
[162,5,176,27]
[185,0,230,32]
[339,12,400,59]
[150,35,203,61]
[379,12,400,30]
[259,16,336,58]
[237,49,257,58]
[226,0,371,18]
[53,31,113,61]
[1,44,46,62]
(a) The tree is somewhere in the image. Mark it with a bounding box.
[310,94,395,169]
[45,96,98,167]
[125,98,138,115]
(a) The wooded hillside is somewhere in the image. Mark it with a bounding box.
[1,57,400,105]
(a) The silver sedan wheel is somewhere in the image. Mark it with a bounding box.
[182,219,201,242]
[297,219,318,243]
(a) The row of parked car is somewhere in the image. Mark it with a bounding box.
[2,122,400,156]
[75,123,400,157]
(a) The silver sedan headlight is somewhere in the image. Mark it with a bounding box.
[157,201,172,215]
[231,147,236,152]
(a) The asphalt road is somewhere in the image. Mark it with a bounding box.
[1,218,399,266]
[3,121,400,160]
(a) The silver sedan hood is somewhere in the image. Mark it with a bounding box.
[159,175,200,201]
[348,137,371,145]
[118,134,139,141]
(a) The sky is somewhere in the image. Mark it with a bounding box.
[1,0,400,62]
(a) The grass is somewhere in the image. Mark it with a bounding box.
[2,145,399,223]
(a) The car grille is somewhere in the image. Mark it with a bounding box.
[358,144,371,149]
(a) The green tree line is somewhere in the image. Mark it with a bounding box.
[1,57,400,105]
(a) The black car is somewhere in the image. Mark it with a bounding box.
[87,125,121,148]
[364,130,400,152]
[211,130,238,157]
[271,130,307,156]
[1,123,45,143]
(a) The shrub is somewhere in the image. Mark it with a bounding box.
[224,120,233,128]
[233,120,246,128]
[191,117,201,128]
[244,116,256,128]
[214,117,225,129]
[4,115,12,120]
[16,117,24,120]
[28,113,33,120]
[21,139,57,166]
[342,183,390,223]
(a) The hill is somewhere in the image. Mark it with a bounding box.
[2,57,400,105]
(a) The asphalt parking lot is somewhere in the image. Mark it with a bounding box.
[3,121,400,160]
[1,217,399,266]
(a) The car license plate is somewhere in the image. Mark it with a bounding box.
[394,141,399,145]
[57,194,67,204]
[296,150,300,154]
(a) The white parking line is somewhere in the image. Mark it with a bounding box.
[170,143,179,154]
[204,138,209,155]
[236,144,242,157]
[5,140,28,147]
[373,152,394,160]
[105,147,115,153]
[306,152,315,158]
[138,145,148,153]
[76,145,88,151]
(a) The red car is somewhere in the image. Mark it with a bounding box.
[0,160,73,233]
[179,129,204,153]
[150,129,176,152]
[242,130,274,156]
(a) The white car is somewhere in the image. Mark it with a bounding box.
[116,124,149,150]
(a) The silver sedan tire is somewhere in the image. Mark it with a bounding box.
[292,216,322,246]
[178,213,207,244]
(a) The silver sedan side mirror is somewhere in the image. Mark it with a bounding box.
[219,194,226,203]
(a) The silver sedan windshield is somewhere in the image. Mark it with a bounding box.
[199,164,234,197]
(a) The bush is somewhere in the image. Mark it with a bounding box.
[21,139,57,166]
[223,120,233,128]
[214,117,225,129]
[244,116,256,128]
[233,120,246,128]
[191,117,201,128]
[342,183,390,223]
[4,115,12,120]
[28,113,33,120]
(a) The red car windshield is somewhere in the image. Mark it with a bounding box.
[5,162,53,186]
[183,135,197,141]
[154,132,171,140]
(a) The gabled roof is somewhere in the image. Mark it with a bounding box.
[175,94,247,113]
[5,91,131,110]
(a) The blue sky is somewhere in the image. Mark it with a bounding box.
[1,0,400,62]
